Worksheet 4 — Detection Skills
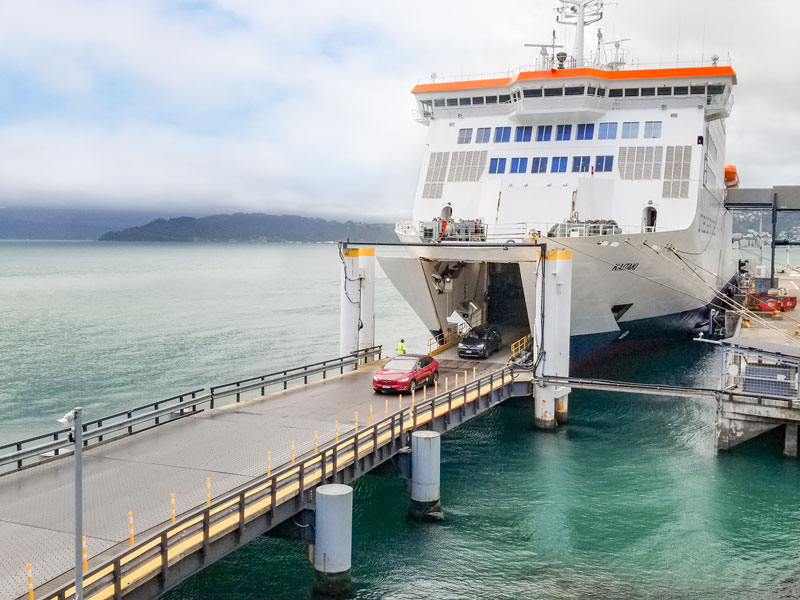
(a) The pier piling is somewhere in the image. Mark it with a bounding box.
[313,484,353,596]
[408,431,443,521]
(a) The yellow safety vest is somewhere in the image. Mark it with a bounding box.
[396,342,406,355]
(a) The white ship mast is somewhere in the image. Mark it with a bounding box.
[557,0,604,67]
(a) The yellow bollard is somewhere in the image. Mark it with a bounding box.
[399,394,403,409]
[796,324,800,336]
[355,411,359,431]
[369,405,373,425]
[206,477,211,505]
[424,387,427,402]
[335,420,339,442]
[171,493,175,523]
[314,430,319,453]
[26,563,33,600]
[464,370,468,383]
[128,512,134,546]
[291,440,296,464]
[743,318,751,328]
[445,377,449,392]
[82,534,88,572]
[411,387,415,405]
[435,380,439,395]
[267,451,272,476]
[455,373,459,387]
[385,397,389,416]
[473,366,476,380]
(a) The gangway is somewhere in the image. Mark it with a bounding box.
[0,348,527,600]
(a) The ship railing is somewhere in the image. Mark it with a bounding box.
[416,58,732,85]
[0,346,383,475]
[395,221,418,236]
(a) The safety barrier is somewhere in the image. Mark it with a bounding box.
[0,347,382,475]
[37,365,519,600]
[509,334,532,360]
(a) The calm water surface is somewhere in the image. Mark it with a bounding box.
[2,242,800,599]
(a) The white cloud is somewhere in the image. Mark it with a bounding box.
[0,0,797,219]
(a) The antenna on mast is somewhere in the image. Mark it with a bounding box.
[557,0,604,67]
[524,29,564,70]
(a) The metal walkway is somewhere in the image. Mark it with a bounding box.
[0,347,526,600]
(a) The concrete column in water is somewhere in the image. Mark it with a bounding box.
[339,246,375,370]
[534,249,573,429]
[409,431,444,521]
[784,423,798,458]
[313,484,353,595]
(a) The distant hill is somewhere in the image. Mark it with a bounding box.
[99,213,398,243]
[0,206,172,240]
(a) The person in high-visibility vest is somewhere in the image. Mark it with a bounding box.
[396,339,406,355]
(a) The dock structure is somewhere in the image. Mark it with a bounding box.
[715,274,800,456]
[0,347,530,600]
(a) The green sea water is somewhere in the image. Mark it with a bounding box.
[2,242,800,599]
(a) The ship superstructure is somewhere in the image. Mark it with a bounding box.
[379,1,738,361]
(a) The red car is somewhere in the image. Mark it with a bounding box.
[373,354,439,393]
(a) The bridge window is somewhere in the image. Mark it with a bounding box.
[622,121,639,139]
[515,126,533,142]
[544,87,563,97]
[459,98,472,106]
[485,96,498,104]
[577,123,595,140]
[572,156,590,172]
[499,94,511,103]
[556,124,572,141]
[673,86,689,95]
[489,158,506,174]
[597,88,607,97]
[657,87,672,96]
[595,155,614,172]
[551,156,567,173]
[476,127,491,143]
[510,157,528,173]
[457,128,473,144]
[523,88,543,98]
[565,86,585,96]
[609,88,623,97]
[531,156,548,173]
[641,87,656,97]
[434,99,445,107]
[624,88,640,97]
[446,98,458,107]
[587,86,597,96]
[494,127,511,143]
[536,125,552,142]
[472,96,485,105]
[691,85,706,95]
[598,122,618,139]
[644,121,662,139]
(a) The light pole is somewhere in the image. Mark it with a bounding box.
[58,407,83,600]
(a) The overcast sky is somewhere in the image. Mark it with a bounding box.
[0,0,796,221]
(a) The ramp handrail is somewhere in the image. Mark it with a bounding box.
[39,364,518,600]
[0,347,382,474]
[509,334,532,360]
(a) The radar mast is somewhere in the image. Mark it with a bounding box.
[557,0,604,67]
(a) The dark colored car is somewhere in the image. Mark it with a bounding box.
[457,325,502,359]
[373,354,439,393]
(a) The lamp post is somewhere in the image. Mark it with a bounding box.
[58,407,83,600]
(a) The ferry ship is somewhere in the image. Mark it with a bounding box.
[377,0,737,362]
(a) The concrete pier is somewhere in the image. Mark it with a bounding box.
[339,246,375,369]
[313,484,353,596]
[409,431,443,521]
[533,249,573,430]
[784,424,798,458]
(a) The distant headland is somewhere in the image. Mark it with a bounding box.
[99,213,397,243]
